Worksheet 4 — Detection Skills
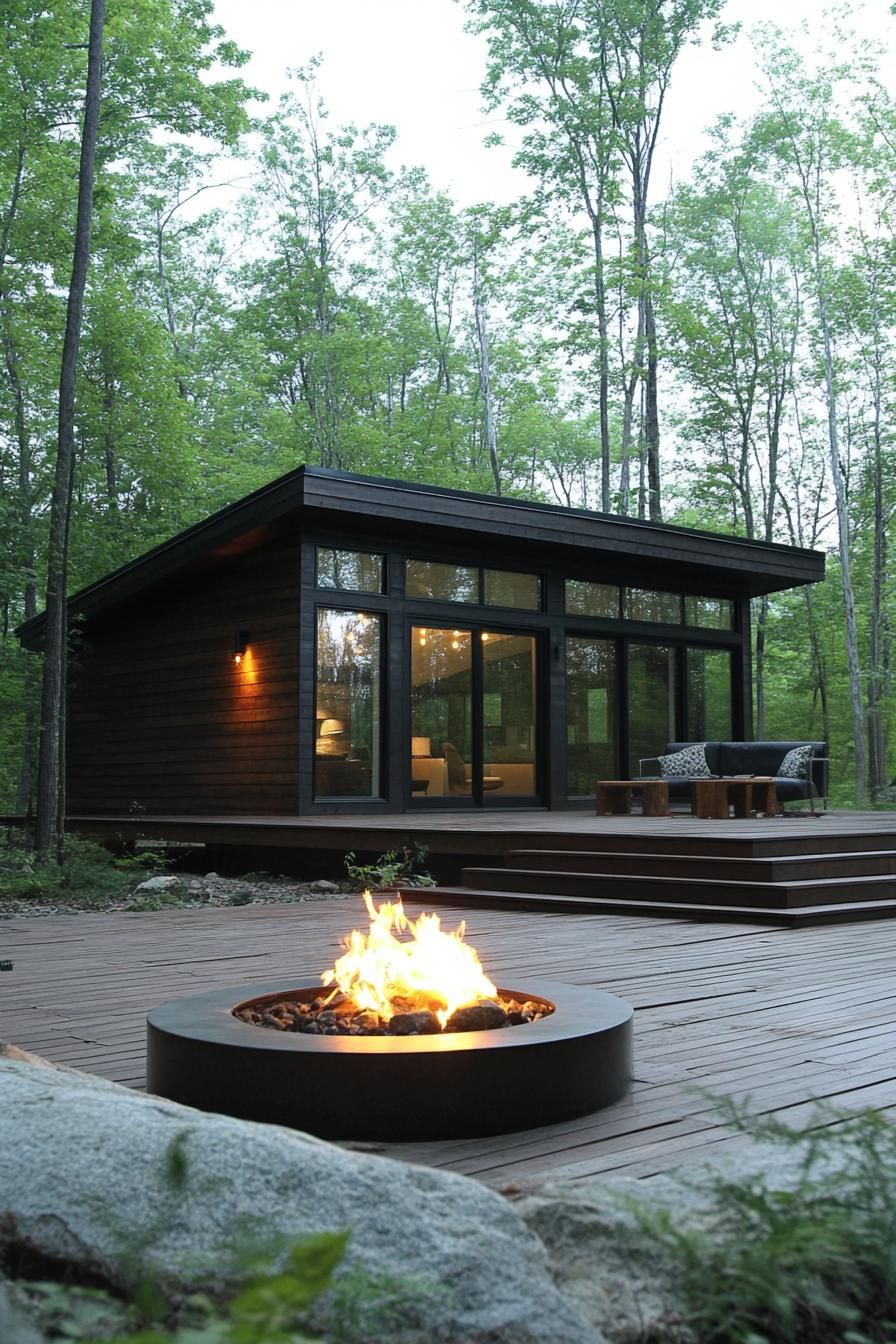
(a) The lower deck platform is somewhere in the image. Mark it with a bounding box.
[61,809,896,922]
[4,898,896,1185]
[61,807,896,860]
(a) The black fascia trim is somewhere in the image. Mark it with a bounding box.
[300,466,823,562]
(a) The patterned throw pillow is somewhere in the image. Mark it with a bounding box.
[778,744,814,779]
[656,743,714,778]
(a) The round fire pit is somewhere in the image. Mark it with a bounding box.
[146,979,633,1141]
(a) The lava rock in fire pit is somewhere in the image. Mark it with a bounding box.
[447,1000,508,1033]
[388,1009,441,1035]
[351,1010,379,1031]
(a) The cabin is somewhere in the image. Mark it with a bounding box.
[18,467,825,817]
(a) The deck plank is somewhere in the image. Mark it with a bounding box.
[3,897,896,1187]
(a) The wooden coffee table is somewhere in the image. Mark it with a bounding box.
[596,779,670,817]
[690,776,778,819]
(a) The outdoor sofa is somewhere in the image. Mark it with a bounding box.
[640,740,828,812]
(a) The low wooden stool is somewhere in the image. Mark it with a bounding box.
[596,779,670,817]
[690,776,778,818]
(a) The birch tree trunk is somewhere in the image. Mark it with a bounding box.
[813,247,866,802]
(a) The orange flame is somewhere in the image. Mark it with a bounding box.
[322,890,498,1027]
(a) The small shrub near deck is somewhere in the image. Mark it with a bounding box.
[344,844,436,890]
[0,833,166,908]
[645,1105,896,1344]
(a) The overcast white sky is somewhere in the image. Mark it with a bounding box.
[211,0,895,204]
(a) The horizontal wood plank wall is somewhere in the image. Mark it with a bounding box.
[66,539,301,815]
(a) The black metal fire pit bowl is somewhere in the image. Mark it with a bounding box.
[146,979,633,1142]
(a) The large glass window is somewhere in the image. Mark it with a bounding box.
[482,631,537,794]
[406,559,478,603]
[684,596,734,630]
[687,647,733,740]
[483,569,541,610]
[627,642,677,775]
[566,638,618,796]
[565,579,620,618]
[624,588,682,623]
[411,627,473,796]
[315,609,382,798]
[316,548,384,593]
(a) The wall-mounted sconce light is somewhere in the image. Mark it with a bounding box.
[233,629,250,664]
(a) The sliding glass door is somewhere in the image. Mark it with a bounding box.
[410,627,473,798]
[410,625,538,803]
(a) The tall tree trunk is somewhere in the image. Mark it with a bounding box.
[8,332,39,815]
[643,291,662,521]
[800,586,830,749]
[155,208,190,399]
[34,0,105,858]
[589,215,611,512]
[617,263,638,515]
[867,379,888,797]
[814,247,865,802]
[473,250,500,496]
[753,594,769,739]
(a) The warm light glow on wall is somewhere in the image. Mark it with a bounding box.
[232,630,259,692]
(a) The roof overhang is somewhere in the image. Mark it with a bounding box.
[17,466,825,649]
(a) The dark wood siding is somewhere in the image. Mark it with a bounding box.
[66,538,300,815]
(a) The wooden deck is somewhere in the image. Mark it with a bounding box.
[65,806,896,859]
[4,896,896,1187]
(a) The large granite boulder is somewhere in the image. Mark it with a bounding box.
[512,1172,697,1343]
[512,1132,868,1343]
[0,1051,602,1344]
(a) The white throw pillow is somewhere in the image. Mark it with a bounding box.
[656,743,713,778]
[778,745,814,780]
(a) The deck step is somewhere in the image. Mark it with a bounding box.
[461,865,896,910]
[405,885,896,927]
[505,848,896,883]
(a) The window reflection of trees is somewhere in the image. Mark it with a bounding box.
[687,647,733,739]
[566,638,618,796]
[315,609,381,797]
[317,549,383,593]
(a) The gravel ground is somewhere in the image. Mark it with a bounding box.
[0,872,361,919]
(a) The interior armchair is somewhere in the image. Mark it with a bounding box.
[444,742,503,793]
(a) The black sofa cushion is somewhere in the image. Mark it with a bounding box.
[717,741,826,784]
